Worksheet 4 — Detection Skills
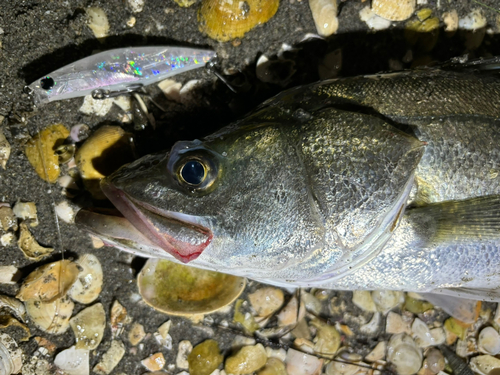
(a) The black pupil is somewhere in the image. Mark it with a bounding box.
[181,161,205,185]
[40,77,55,90]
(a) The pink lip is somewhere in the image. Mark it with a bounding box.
[101,181,212,263]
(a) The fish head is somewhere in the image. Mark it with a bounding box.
[84,109,423,281]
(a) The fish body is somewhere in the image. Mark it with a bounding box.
[77,67,500,300]
[27,46,216,105]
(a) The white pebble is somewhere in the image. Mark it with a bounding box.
[176,340,192,369]
[443,10,458,32]
[285,348,323,375]
[372,290,404,313]
[127,0,145,13]
[154,320,172,350]
[0,233,14,247]
[79,95,114,116]
[459,9,487,30]
[85,7,109,38]
[365,341,386,362]
[470,355,500,375]
[387,333,422,375]
[360,311,381,335]
[54,346,89,375]
[352,291,377,312]
[265,347,287,362]
[113,96,132,112]
[478,327,500,355]
[55,201,75,224]
[386,311,411,334]
[359,6,392,31]
[158,79,182,102]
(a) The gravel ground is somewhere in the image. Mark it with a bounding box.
[1,0,500,374]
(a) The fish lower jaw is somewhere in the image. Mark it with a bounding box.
[100,181,212,263]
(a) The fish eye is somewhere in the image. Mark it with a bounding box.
[40,76,55,90]
[180,160,206,186]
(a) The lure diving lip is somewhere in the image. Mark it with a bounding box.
[26,46,217,105]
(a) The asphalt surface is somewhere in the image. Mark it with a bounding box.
[1,0,500,373]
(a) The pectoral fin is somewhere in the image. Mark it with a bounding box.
[408,195,500,242]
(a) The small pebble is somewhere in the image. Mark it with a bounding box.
[386,311,411,334]
[478,327,500,355]
[188,339,223,375]
[372,290,404,312]
[365,341,386,362]
[13,201,38,227]
[158,79,182,102]
[387,333,422,375]
[126,16,136,27]
[127,0,145,13]
[177,340,193,369]
[225,344,267,375]
[265,347,287,362]
[425,348,445,373]
[325,359,358,375]
[310,319,340,358]
[141,352,166,372]
[0,129,11,169]
[360,311,381,335]
[85,7,109,38]
[308,0,338,37]
[371,0,415,21]
[257,357,287,375]
[0,206,17,232]
[285,348,323,375]
[249,287,284,316]
[79,95,114,116]
[470,355,500,375]
[0,233,14,247]
[359,6,392,30]
[93,340,126,375]
[352,291,377,312]
[154,320,173,350]
[443,10,458,34]
[277,296,305,326]
[54,346,89,375]
[128,322,146,346]
[55,201,75,223]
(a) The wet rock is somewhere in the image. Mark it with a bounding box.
[277,296,306,326]
[54,346,89,375]
[25,296,74,335]
[68,254,103,304]
[352,291,377,313]
[425,348,445,374]
[225,344,267,375]
[257,357,287,375]
[85,7,109,39]
[188,339,223,375]
[470,355,500,375]
[285,348,323,375]
[141,352,166,372]
[177,340,193,369]
[93,340,125,375]
[248,287,284,317]
[386,311,412,334]
[310,319,340,358]
[365,341,386,362]
[128,322,146,346]
[372,290,404,313]
[478,327,500,355]
[412,318,445,347]
[69,303,106,350]
[387,333,423,375]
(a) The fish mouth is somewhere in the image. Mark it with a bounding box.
[98,181,213,263]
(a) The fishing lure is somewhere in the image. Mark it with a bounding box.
[26,46,217,105]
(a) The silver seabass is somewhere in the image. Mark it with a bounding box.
[77,66,500,304]
[27,46,216,105]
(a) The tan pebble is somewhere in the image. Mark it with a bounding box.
[386,311,411,334]
[291,318,311,340]
[285,348,323,375]
[34,336,57,355]
[79,95,114,116]
[24,124,70,183]
[93,340,126,375]
[17,259,79,302]
[360,311,381,335]
[352,291,377,312]
[174,0,197,6]
[478,327,500,355]
[425,348,445,373]
[126,16,136,27]
[155,320,173,349]
[90,235,105,248]
[248,287,284,317]
[310,319,340,358]
[277,296,305,326]
[257,357,287,375]
[372,0,415,21]
[86,7,109,38]
[471,355,500,375]
[365,341,386,362]
[0,232,15,247]
[141,352,166,371]
[308,0,338,37]
[0,206,17,232]
[198,0,279,42]
[127,0,145,13]
[359,6,392,30]
[225,344,267,375]
[128,322,146,346]
[372,290,404,312]
[177,340,193,369]
[70,303,106,350]
[55,201,74,223]
[443,10,458,33]
[325,359,358,375]
[266,347,287,361]
[110,300,132,339]
[158,79,182,102]
[0,129,11,169]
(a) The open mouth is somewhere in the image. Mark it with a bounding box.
[96,181,213,263]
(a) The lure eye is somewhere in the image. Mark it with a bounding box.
[40,77,55,90]
[180,160,206,186]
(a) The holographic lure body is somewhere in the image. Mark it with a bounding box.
[27,46,216,105]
